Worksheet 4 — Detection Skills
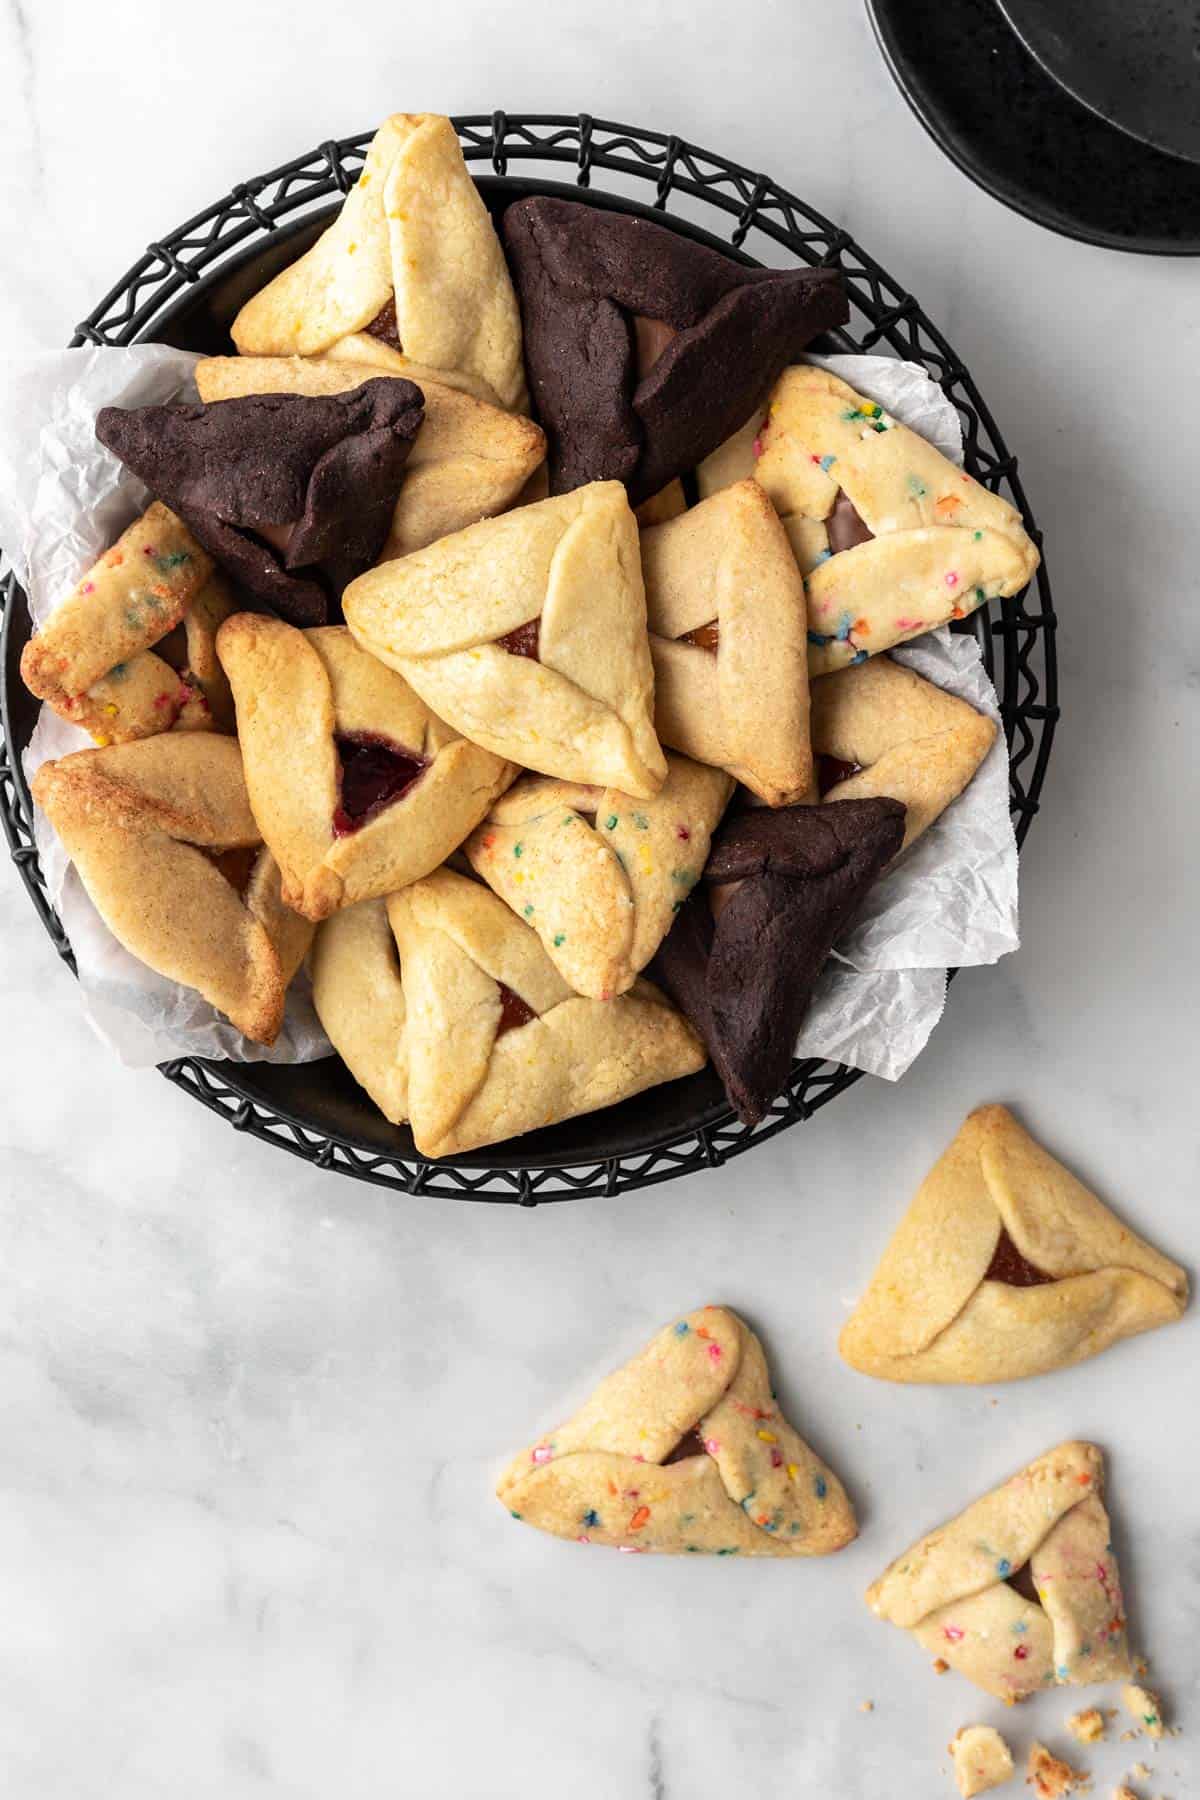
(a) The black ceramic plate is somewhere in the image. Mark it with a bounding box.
[868,0,1200,254]
[0,116,1058,1200]
[997,0,1200,166]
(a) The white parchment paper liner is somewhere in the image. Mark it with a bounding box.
[0,345,328,1066]
[0,345,1018,1079]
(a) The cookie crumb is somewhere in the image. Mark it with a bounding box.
[1121,1686,1165,1740]
[1027,1743,1086,1798]
[1129,1766,1150,1783]
[949,1725,1014,1797]
[859,1700,874,1713]
[933,1657,950,1674]
[1068,1711,1106,1745]
[1112,1787,1139,1800]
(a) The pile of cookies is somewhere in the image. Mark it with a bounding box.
[22,111,1038,1156]
[498,1103,1185,1795]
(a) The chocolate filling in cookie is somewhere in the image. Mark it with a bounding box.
[333,732,427,837]
[662,1426,708,1465]
[148,622,190,672]
[652,798,905,1124]
[96,379,425,627]
[503,195,848,504]
[826,490,874,555]
[1004,1559,1041,1603]
[632,314,678,377]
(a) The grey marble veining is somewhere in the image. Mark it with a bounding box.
[0,3,1197,1796]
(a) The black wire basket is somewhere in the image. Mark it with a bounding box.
[0,113,1058,1203]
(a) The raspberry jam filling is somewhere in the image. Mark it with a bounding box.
[816,754,864,795]
[497,984,536,1036]
[333,732,426,837]
[365,296,402,350]
[984,1228,1054,1288]
[681,621,720,653]
[496,618,541,660]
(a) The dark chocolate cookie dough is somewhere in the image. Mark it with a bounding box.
[96,378,425,625]
[502,196,848,505]
[652,798,905,1124]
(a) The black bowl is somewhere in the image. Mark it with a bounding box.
[0,114,1058,1201]
[868,0,1200,255]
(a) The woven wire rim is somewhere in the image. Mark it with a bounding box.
[0,112,1057,1203]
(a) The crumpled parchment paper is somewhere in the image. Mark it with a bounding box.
[0,344,328,1066]
[0,345,1017,1078]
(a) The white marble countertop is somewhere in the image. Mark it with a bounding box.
[1,3,1197,1796]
